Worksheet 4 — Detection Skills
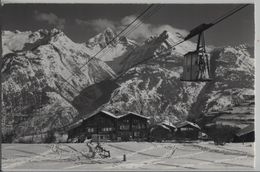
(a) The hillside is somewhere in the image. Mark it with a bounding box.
[102,32,254,125]
[2,29,116,138]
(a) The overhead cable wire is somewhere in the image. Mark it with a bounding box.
[114,4,250,80]
[63,4,155,85]
[56,4,156,94]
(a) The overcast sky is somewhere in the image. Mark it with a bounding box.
[2,4,254,47]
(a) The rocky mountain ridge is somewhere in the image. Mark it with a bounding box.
[2,28,116,138]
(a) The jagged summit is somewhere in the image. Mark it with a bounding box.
[2,28,67,56]
[86,27,118,49]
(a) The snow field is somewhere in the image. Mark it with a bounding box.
[2,141,254,170]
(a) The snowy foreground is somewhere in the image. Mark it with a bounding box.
[2,141,254,171]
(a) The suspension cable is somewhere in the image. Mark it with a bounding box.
[115,4,251,80]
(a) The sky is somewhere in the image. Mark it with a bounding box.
[2,3,254,47]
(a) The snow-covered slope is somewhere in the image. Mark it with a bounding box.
[2,29,116,137]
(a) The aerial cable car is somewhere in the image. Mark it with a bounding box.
[181,23,213,82]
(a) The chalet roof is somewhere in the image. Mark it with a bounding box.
[86,110,118,120]
[118,111,150,120]
[162,121,177,129]
[65,110,117,131]
[150,123,171,132]
[176,121,201,130]
[236,124,254,137]
[66,111,149,132]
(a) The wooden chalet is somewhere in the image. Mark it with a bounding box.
[68,110,118,142]
[67,111,149,142]
[176,121,201,140]
[149,122,177,142]
[233,124,254,143]
[117,112,149,141]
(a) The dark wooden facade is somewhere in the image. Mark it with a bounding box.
[13,114,30,125]
[68,111,117,142]
[149,122,177,142]
[68,111,149,142]
[176,121,201,140]
[117,112,149,141]
[233,124,254,143]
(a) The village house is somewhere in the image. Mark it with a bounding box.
[68,110,118,142]
[233,124,254,143]
[117,112,149,141]
[149,122,177,142]
[175,121,201,140]
[67,111,149,142]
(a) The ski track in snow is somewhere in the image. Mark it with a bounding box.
[104,145,203,170]
[65,143,163,170]
[2,143,254,170]
[3,149,53,169]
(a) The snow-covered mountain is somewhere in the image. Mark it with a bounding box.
[2,29,116,137]
[100,31,254,125]
[1,27,254,142]
[82,28,138,73]
[84,28,197,74]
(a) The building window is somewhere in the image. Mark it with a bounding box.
[87,128,94,133]
[133,124,142,129]
[123,119,129,123]
[120,125,130,130]
[102,127,113,132]
[180,128,192,131]
[134,131,140,137]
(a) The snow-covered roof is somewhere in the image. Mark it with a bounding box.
[150,124,171,132]
[66,110,117,131]
[85,110,118,120]
[162,121,177,129]
[118,111,150,120]
[176,121,201,130]
[67,111,149,131]
[236,124,254,137]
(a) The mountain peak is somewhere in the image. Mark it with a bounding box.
[86,27,118,48]
[103,27,115,35]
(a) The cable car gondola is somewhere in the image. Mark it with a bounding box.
[181,23,213,82]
